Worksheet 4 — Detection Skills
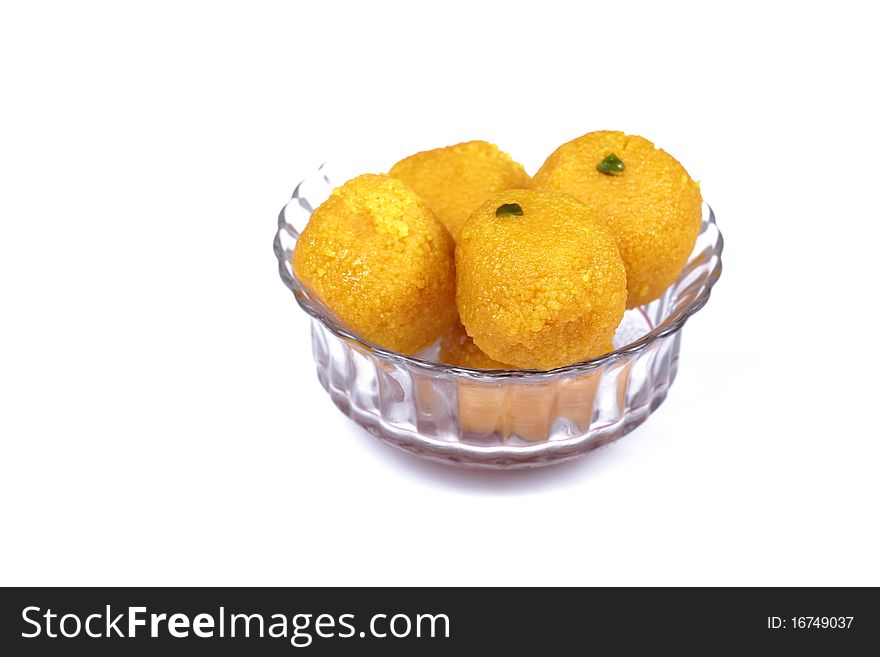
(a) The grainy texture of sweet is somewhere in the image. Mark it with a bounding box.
[389,140,532,241]
[439,321,515,369]
[440,321,614,370]
[456,190,627,370]
[292,174,457,354]
[533,131,702,307]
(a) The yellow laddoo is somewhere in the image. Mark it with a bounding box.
[292,174,457,354]
[440,322,612,370]
[439,321,513,370]
[533,131,702,307]
[456,190,627,370]
[389,140,531,241]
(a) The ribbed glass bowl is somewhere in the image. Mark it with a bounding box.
[274,163,723,469]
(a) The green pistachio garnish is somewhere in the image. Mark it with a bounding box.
[597,153,625,175]
[495,202,523,218]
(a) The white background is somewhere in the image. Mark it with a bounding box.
[2,1,878,586]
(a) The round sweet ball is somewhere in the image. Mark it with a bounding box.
[439,321,515,370]
[292,174,457,354]
[389,140,531,241]
[533,130,702,307]
[456,190,627,370]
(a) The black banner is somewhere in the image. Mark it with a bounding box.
[1,587,876,654]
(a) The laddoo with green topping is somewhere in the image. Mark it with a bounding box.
[533,130,702,307]
[456,190,627,370]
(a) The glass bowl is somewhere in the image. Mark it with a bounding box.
[274,163,723,469]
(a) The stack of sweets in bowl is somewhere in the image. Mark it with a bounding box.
[274,132,723,468]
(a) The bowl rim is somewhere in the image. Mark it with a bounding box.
[273,165,724,381]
